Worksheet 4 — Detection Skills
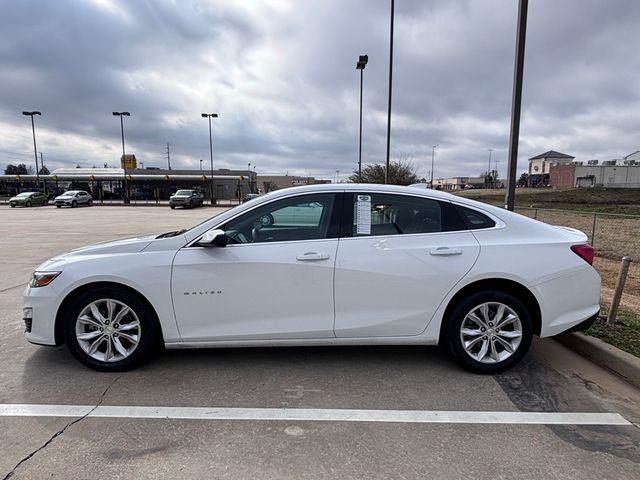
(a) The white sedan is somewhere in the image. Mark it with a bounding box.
[23,184,600,373]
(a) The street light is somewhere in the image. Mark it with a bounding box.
[22,111,42,191]
[430,145,438,189]
[201,113,219,205]
[356,54,368,183]
[112,111,131,204]
[248,162,252,193]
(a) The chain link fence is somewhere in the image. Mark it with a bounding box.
[516,207,640,260]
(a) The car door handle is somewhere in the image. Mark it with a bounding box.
[296,252,330,261]
[429,247,463,256]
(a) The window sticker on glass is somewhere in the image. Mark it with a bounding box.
[356,195,371,235]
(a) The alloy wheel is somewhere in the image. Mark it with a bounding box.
[75,298,141,362]
[459,302,523,364]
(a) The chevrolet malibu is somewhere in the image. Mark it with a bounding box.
[23,184,600,372]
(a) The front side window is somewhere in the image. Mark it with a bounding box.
[223,193,337,244]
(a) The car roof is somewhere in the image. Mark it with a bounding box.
[261,183,458,201]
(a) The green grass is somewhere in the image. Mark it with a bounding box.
[584,309,640,357]
[455,188,640,215]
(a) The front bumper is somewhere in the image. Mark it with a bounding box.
[23,284,63,346]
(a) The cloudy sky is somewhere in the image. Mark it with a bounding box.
[1,0,639,180]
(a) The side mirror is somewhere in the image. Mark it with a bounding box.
[195,229,228,247]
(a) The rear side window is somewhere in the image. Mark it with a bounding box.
[349,194,466,236]
[456,205,496,230]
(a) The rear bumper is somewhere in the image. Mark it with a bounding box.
[561,311,599,333]
[534,265,601,337]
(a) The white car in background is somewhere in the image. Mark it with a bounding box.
[23,184,600,373]
[54,190,93,208]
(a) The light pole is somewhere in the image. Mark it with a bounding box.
[22,111,42,191]
[200,159,203,171]
[430,145,438,189]
[505,0,529,210]
[356,54,368,182]
[487,148,494,188]
[201,113,219,205]
[248,162,252,193]
[385,0,395,184]
[112,111,131,204]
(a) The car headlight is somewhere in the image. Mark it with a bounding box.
[30,271,61,288]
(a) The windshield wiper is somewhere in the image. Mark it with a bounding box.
[156,229,187,239]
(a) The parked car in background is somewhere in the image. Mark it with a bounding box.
[9,192,48,207]
[54,190,93,208]
[169,189,204,209]
[23,184,600,372]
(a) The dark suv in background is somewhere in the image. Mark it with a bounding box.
[169,189,204,209]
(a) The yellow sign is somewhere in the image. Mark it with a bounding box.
[120,154,137,169]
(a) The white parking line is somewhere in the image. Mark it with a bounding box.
[0,404,631,425]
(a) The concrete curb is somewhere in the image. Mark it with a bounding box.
[555,332,640,389]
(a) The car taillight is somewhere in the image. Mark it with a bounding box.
[571,244,594,265]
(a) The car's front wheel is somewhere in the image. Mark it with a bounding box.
[26,201,32,207]
[445,291,533,374]
[71,200,77,208]
[64,288,159,371]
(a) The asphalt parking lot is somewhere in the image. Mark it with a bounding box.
[1,205,639,479]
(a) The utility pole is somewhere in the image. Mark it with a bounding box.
[356,55,368,183]
[430,145,437,189]
[166,143,171,170]
[22,111,42,191]
[505,0,529,210]
[385,0,395,184]
[487,148,494,188]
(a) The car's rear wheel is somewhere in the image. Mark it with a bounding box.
[26,201,32,207]
[170,205,175,209]
[71,200,77,208]
[64,288,158,371]
[87,199,93,206]
[445,291,533,374]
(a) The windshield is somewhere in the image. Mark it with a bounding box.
[60,192,76,197]
[16,192,31,197]
[175,190,193,195]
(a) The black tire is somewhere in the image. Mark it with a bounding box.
[87,199,93,206]
[26,201,32,207]
[63,287,159,371]
[445,290,533,374]
[43,200,48,206]
[72,200,77,208]
[10,204,15,208]
[170,205,175,209]
[56,205,61,208]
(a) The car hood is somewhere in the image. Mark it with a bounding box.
[50,235,157,261]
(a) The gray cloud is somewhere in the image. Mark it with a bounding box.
[0,0,639,180]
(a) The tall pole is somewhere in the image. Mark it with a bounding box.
[505,0,529,210]
[167,143,171,170]
[487,148,494,188]
[356,55,368,182]
[430,145,437,189]
[385,0,395,184]
[202,113,218,205]
[22,111,42,191]
[112,111,130,204]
